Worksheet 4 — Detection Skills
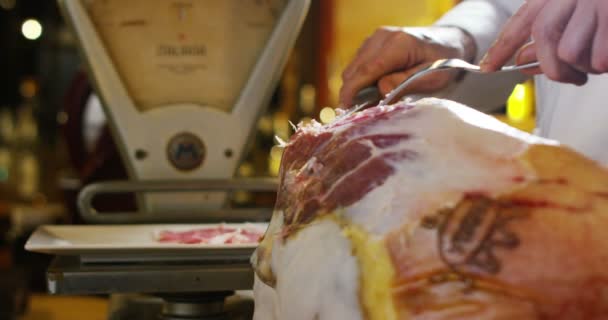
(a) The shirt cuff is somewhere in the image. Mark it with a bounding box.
[434,0,511,63]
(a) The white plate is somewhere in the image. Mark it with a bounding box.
[25,223,268,258]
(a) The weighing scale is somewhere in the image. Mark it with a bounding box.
[25,0,311,319]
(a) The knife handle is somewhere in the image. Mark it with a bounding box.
[352,86,382,107]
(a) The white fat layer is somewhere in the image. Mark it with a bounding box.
[344,99,553,235]
[253,219,362,320]
[253,276,280,320]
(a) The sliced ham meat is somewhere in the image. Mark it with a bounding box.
[158,225,263,245]
[252,98,608,320]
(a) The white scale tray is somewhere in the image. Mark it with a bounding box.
[26,223,268,263]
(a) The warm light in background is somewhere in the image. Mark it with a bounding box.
[272,112,290,141]
[21,19,43,40]
[257,115,273,136]
[0,0,15,10]
[238,163,255,177]
[298,117,313,126]
[507,81,534,122]
[493,80,535,133]
[299,84,316,115]
[319,107,336,124]
[268,145,284,176]
[20,78,38,99]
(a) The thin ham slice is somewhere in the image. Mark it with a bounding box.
[158,225,263,245]
[252,98,608,320]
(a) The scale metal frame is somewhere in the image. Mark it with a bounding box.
[58,0,310,216]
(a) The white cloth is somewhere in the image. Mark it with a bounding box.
[433,0,608,164]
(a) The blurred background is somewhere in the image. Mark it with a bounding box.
[0,0,534,319]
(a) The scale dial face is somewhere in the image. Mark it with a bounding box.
[84,0,287,112]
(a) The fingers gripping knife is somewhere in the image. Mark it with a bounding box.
[58,0,310,222]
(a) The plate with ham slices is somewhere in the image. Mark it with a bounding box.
[25,223,268,257]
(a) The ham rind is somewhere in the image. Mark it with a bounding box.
[252,98,608,320]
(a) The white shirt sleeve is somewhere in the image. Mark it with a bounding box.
[432,0,529,112]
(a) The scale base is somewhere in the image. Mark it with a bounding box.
[108,292,254,320]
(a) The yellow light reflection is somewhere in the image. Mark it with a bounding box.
[233,191,252,204]
[238,162,254,177]
[257,115,273,136]
[22,19,42,40]
[0,0,15,10]
[270,145,283,160]
[299,84,316,115]
[507,81,534,122]
[268,145,284,177]
[495,80,535,133]
[272,112,290,141]
[20,78,38,98]
[319,107,336,124]
[299,117,313,126]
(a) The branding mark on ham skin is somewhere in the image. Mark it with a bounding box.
[423,196,528,275]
